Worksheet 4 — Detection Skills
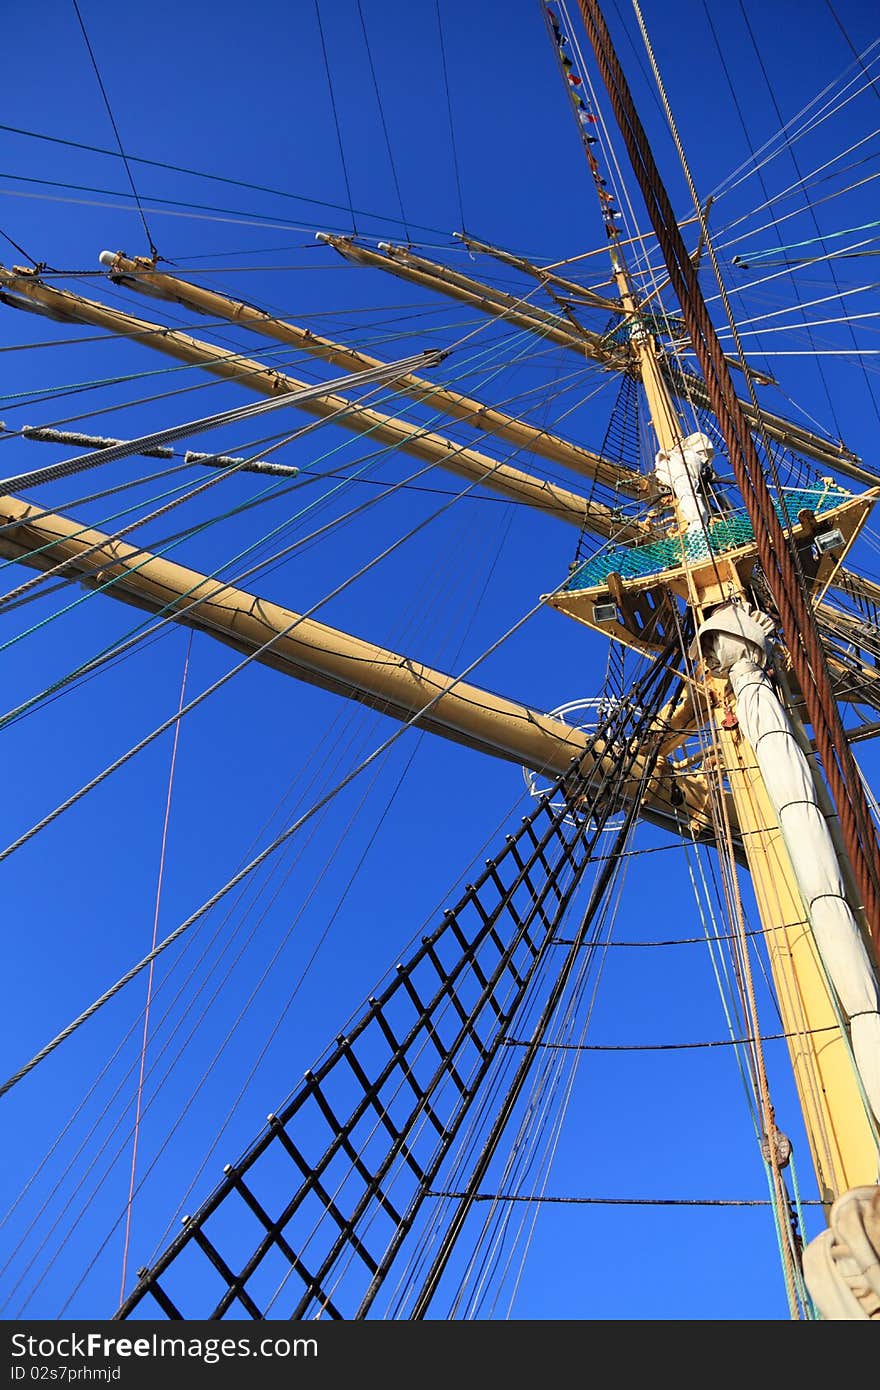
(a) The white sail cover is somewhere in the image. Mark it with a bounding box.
[696,600,880,1123]
[693,603,775,673]
[729,657,880,1123]
[654,431,713,534]
[803,1186,880,1319]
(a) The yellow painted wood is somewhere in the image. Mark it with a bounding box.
[100,253,643,497]
[322,236,870,479]
[0,266,634,538]
[716,718,878,1201]
[0,493,716,838]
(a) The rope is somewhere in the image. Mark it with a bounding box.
[0,121,449,238]
[426,1191,824,1206]
[707,39,880,206]
[824,0,880,106]
[70,0,158,260]
[356,0,410,242]
[313,1,357,234]
[118,631,191,1302]
[0,350,438,494]
[363,657,670,1318]
[436,0,466,230]
[579,0,880,964]
[0,224,42,269]
[698,0,842,435]
[8,496,502,1311]
[405,653,684,1317]
[0,557,563,1102]
[502,1026,838,1050]
[0,333,594,750]
[87,510,515,1308]
[734,0,880,429]
[47,503,498,1314]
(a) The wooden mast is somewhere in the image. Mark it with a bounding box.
[574,187,878,1193]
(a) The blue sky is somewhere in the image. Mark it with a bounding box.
[0,0,878,1321]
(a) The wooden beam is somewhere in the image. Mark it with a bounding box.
[0,492,716,838]
[0,265,643,540]
[98,251,645,498]
[317,234,615,359]
[322,236,874,481]
[453,231,622,313]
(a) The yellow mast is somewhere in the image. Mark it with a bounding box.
[598,239,878,1195]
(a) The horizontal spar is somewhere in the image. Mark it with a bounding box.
[0,265,638,539]
[322,236,872,481]
[318,233,614,359]
[98,251,645,498]
[0,492,715,840]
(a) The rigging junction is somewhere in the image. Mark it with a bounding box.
[0,0,879,1322]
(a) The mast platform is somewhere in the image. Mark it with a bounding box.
[548,483,877,655]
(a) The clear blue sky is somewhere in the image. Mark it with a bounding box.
[0,0,878,1321]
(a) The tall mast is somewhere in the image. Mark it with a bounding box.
[542,0,880,1217]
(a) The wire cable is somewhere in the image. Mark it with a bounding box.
[70,0,158,259]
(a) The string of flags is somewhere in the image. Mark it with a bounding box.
[544,3,623,238]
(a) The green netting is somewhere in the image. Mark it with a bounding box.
[602,311,686,346]
[567,483,851,591]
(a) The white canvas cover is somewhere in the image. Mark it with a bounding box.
[693,602,774,672]
[730,656,880,1122]
[654,430,714,534]
[803,1185,880,1319]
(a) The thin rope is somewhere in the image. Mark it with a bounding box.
[436,0,466,230]
[313,0,357,234]
[735,0,880,429]
[0,121,448,238]
[70,0,158,259]
[10,499,498,1311]
[356,0,410,241]
[824,0,880,106]
[0,223,42,269]
[425,1192,824,1206]
[118,630,192,1301]
[83,508,513,1307]
[0,546,563,1101]
[0,350,436,494]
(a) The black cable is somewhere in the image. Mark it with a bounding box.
[823,0,880,107]
[70,0,158,261]
[701,0,843,438]
[436,0,466,231]
[405,648,684,1318]
[606,0,666,122]
[736,0,880,431]
[313,0,357,235]
[502,1025,837,1051]
[356,0,411,243]
[0,122,450,238]
[0,167,360,238]
[0,224,42,269]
